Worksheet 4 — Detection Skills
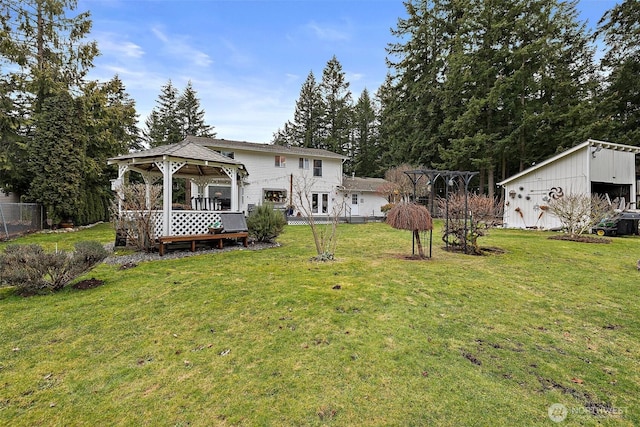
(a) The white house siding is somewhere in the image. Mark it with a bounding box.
[498,140,640,230]
[340,177,389,218]
[186,137,347,216]
[231,149,343,215]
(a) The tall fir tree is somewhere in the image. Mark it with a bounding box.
[80,76,140,223]
[179,80,216,138]
[384,0,596,193]
[351,88,380,177]
[319,56,353,154]
[272,71,324,148]
[594,0,640,145]
[0,0,98,196]
[144,80,216,146]
[144,80,183,147]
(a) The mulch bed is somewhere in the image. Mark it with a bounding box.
[548,235,611,244]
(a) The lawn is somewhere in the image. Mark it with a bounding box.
[0,222,638,426]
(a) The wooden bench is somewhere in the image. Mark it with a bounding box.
[157,232,249,256]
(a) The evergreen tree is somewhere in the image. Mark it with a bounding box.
[0,0,98,111]
[178,80,216,138]
[384,0,596,192]
[351,88,380,177]
[144,80,216,146]
[80,76,140,223]
[594,0,640,145]
[144,80,182,147]
[28,91,85,222]
[382,0,451,169]
[0,0,98,196]
[319,56,353,154]
[272,71,324,148]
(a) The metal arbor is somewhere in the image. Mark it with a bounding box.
[404,169,479,257]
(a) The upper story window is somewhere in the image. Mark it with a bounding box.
[275,155,286,168]
[313,159,322,177]
[214,150,234,159]
[299,157,309,170]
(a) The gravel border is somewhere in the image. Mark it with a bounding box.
[103,240,280,266]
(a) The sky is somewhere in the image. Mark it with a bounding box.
[76,0,620,144]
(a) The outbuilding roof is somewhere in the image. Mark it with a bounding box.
[497,139,640,186]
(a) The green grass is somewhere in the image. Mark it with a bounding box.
[1,222,638,425]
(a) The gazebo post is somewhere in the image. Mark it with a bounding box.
[162,159,172,237]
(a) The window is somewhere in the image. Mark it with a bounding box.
[351,194,358,205]
[275,155,286,168]
[263,189,287,204]
[299,157,309,170]
[215,150,234,159]
[313,159,322,177]
[312,193,329,214]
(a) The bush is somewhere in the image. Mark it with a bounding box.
[247,203,287,242]
[71,241,109,274]
[0,241,108,295]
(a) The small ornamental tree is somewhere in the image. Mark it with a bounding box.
[386,202,433,258]
[293,175,345,261]
[547,193,615,238]
[438,193,501,254]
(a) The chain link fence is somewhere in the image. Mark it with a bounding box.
[0,203,43,239]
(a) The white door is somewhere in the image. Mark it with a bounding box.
[351,194,359,215]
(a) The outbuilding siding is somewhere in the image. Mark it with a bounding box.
[498,140,640,230]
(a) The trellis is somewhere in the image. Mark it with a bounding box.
[404,169,479,257]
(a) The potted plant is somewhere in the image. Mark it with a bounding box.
[208,221,223,234]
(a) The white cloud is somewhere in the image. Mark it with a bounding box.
[94,32,144,58]
[151,26,213,68]
[305,20,351,42]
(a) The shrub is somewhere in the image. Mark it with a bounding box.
[247,203,287,242]
[0,241,108,295]
[71,241,109,275]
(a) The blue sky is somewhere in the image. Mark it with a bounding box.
[78,0,619,144]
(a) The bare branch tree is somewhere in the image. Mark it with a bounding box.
[293,175,345,261]
[111,183,163,252]
[377,164,428,204]
[437,192,501,254]
[547,193,614,238]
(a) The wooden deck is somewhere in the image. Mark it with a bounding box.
[157,232,249,256]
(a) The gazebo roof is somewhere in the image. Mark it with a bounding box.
[108,140,247,178]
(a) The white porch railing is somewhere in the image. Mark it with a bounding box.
[123,210,224,237]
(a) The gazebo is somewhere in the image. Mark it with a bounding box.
[108,140,248,238]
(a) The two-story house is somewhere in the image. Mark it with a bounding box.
[185,136,351,217]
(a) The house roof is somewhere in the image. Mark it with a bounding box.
[342,176,388,192]
[497,139,640,186]
[107,139,247,178]
[185,135,349,160]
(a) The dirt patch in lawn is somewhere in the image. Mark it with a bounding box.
[72,278,105,290]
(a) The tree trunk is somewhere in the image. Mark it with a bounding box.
[414,229,424,258]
